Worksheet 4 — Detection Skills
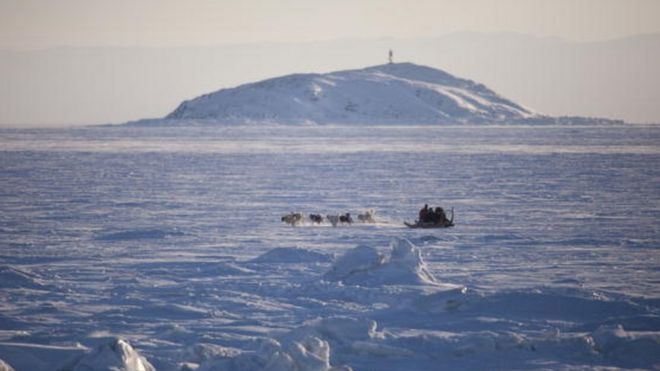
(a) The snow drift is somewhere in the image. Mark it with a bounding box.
[323,239,437,286]
[162,63,540,125]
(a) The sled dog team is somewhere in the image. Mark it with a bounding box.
[281,209,375,226]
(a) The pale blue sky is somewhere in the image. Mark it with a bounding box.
[1,0,659,126]
[1,0,659,49]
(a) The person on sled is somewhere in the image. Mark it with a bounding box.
[419,204,429,223]
[427,207,437,223]
[435,207,448,224]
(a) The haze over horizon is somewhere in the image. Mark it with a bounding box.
[1,0,659,126]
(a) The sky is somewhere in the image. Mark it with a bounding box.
[0,0,659,126]
[1,0,659,49]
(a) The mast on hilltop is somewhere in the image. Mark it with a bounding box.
[388,49,393,64]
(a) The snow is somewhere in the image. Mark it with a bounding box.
[0,124,659,370]
[590,325,660,367]
[62,338,155,371]
[0,266,47,290]
[250,247,333,264]
[197,335,348,371]
[0,359,14,371]
[323,239,437,286]
[161,63,541,125]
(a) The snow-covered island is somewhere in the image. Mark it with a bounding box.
[129,63,622,126]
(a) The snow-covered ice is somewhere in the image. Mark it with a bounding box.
[251,247,333,264]
[0,124,659,370]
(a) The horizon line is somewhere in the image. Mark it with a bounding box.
[2,31,659,53]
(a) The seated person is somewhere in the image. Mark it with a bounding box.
[426,208,436,223]
[435,207,447,224]
[418,204,429,223]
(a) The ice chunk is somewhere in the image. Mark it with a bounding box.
[197,317,376,370]
[309,317,380,343]
[591,324,629,353]
[187,343,240,363]
[0,359,15,371]
[590,324,660,367]
[323,239,437,286]
[198,336,351,371]
[323,245,385,282]
[63,338,155,371]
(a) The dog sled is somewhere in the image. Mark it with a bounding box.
[405,208,454,228]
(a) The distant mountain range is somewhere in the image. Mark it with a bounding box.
[132,62,621,125]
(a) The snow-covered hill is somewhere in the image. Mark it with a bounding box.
[164,63,543,125]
